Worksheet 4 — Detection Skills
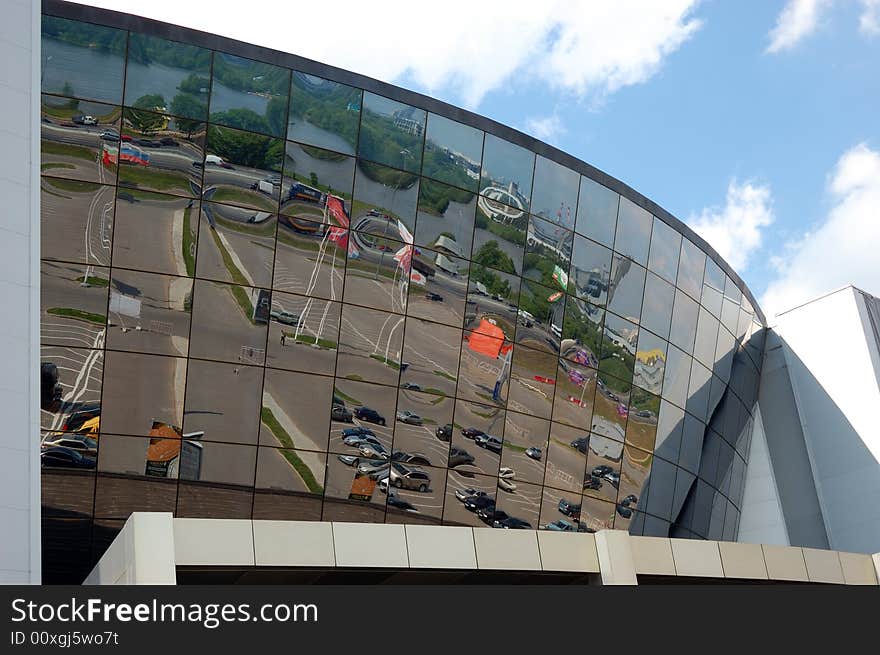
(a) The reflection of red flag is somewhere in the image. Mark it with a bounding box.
[467,319,505,358]
[548,291,563,302]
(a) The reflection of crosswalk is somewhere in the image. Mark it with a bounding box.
[44,338,105,432]
[41,318,103,349]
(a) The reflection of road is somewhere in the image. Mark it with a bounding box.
[40,262,107,349]
[190,280,265,363]
[41,177,113,267]
[42,340,104,433]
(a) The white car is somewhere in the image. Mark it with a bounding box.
[498,477,517,493]
[498,467,515,479]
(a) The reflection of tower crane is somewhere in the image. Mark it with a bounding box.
[493,347,512,403]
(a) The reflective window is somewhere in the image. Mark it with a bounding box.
[544,422,588,494]
[634,329,667,396]
[40,345,103,433]
[530,156,578,228]
[654,400,684,462]
[662,344,691,409]
[480,133,534,212]
[337,304,404,387]
[406,251,469,329]
[125,34,211,122]
[465,266,520,338]
[569,234,611,307]
[626,387,660,453]
[457,328,512,406]
[599,313,637,391]
[273,216,347,302]
[676,237,706,301]
[41,178,115,266]
[592,370,629,442]
[101,351,183,438]
[188,280,269,365]
[111,191,194,277]
[260,368,332,452]
[391,389,453,475]
[702,257,725,317]
[106,269,192,358]
[279,142,355,218]
[552,359,596,429]
[575,176,618,247]
[526,215,572,273]
[288,72,361,156]
[195,202,277,288]
[210,53,290,138]
[253,446,325,521]
[322,453,387,524]
[450,399,505,481]
[640,272,674,341]
[516,278,567,353]
[584,434,622,503]
[472,201,527,278]
[182,358,263,445]
[414,178,476,256]
[500,412,549,486]
[384,463,447,525]
[669,289,699,353]
[202,125,284,212]
[647,217,681,284]
[422,113,483,192]
[561,297,603,368]
[358,92,425,174]
[613,197,652,267]
[41,17,126,104]
[694,307,720,369]
[508,345,557,420]
[493,479,541,530]
[618,445,650,520]
[687,360,712,424]
[342,234,411,316]
[41,95,121,184]
[442,470,498,527]
[327,378,396,456]
[607,256,646,323]
[40,261,109,348]
[176,441,257,518]
[265,292,340,376]
[352,161,419,235]
[399,318,461,398]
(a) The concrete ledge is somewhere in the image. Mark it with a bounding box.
[405,525,476,570]
[538,531,599,573]
[85,513,176,585]
[718,541,768,580]
[473,527,541,570]
[631,536,676,576]
[670,539,723,578]
[332,522,408,568]
[762,544,808,582]
[802,547,844,584]
[594,530,637,585]
[838,552,877,585]
[174,518,254,567]
[253,520,335,567]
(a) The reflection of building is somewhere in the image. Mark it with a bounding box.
[6,2,879,586]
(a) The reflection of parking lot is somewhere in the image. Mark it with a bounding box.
[41,345,104,433]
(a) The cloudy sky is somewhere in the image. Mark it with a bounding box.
[76,0,880,321]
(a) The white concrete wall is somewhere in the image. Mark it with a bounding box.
[775,287,880,553]
[0,0,40,584]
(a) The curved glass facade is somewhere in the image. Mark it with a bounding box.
[38,11,766,580]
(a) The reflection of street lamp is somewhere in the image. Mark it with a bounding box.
[41,55,52,83]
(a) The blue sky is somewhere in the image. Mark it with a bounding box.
[81,0,880,320]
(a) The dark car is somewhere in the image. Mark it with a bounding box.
[461,427,486,440]
[354,407,386,426]
[436,423,452,442]
[40,446,96,470]
[496,516,532,529]
[425,292,443,301]
[391,451,432,466]
[525,446,542,461]
[59,405,101,433]
[558,498,582,519]
[342,426,375,438]
[605,471,620,488]
[478,507,506,524]
[448,447,475,468]
[331,404,353,422]
[387,495,417,512]
[616,503,633,519]
[159,136,178,147]
[464,495,495,512]
[591,465,613,479]
[401,382,422,392]
[583,475,603,491]
[620,494,638,507]
[40,362,62,410]
[569,437,589,454]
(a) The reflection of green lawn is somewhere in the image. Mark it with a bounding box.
[118,165,191,194]
[260,407,324,494]
[211,187,276,211]
[41,140,96,162]
[47,307,106,325]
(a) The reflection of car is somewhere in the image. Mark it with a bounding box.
[159,136,178,146]
[497,477,517,493]
[40,362,62,411]
[478,507,505,524]
[41,434,97,456]
[620,494,638,506]
[591,465,613,479]
[583,476,603,491]
[58,405,101,433]
[342,426,375,439]
[558,499,581,518]
[461,427,485,440]
[270,309,300,325]
[401,382,422,392]
[73,114,98,125]
[605,471,620,488]
[73,416,100,437]
[40,446,96,469]
[436,423,452,442]
[475,434,502,454]
[389,464,430,492]
[464,495,495,512]
[391,451,431,466]
[358,442,389,459]
[448,447,474,467]
[616,504,633,519]
[395,410,423,425]
[357,459,390,477]
[354,407,386,426]
[336,454,360,467]
[455,487,486,503]
[544,519,575,532]
[100,129,119,141]
[496,516,532,529]
[425,292,443,301]
[387,494,418,512]
[569,437,589,454]
[525,447,542,461]
[578,524,596,533]
[331,405,353,423]
[498,467,515,479]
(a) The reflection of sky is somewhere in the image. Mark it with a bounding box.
[531,157,579,221]
[425,114,482,162]
[364,91,424,122]
[481,134,534,197]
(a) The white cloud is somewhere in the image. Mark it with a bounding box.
[75,0,702,108]
[860,0,880,35]
[687,181,774,272]
[766,0,830,53]
[523,115,565,144]
[761,143,880,320]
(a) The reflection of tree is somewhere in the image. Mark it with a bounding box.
[170,95,205,136]
[563,302,603,359]
[473,241,515,274]
[206,125,282,170]
[422,141,478,192]
[212,55,289,96]
[61,82,78,106]
[42,17,126,56]
[358,110,422,174]
[211,108,271,134]
[472,264,511,298]
[475,210,527,246]
[178,73,211,96]
[418,178,474,215]
[127,96,167,134]
[357,160,417,189]
[289,77,360,150]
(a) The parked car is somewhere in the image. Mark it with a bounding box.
[543,519,575,532]
[448,447,475,468]
[389,464,430,492]
[425,292,443,301]
[343,433,380,448]
[271,309,300,325]
[400,382,422,391]
[159,136,178,146]
[464,495,495,512]
[342,426,375,439]
[497,477,517,493]
[498,467,515,479]
[355,407,386,425]
[475,434,502,454]
[100,129,119,141]
[591,465,613,479]
[616,503,633,519]
[605,471,620,488]
[558,498,581,518]
[436,423,453,442]
[478,507,506,524]
[357,459,390,478]
[455,487,486,503]
[461,427,486,440]
[391,451,431,466]
[583,475,603,491]
[620,494,638,507]
[525,446,542,461]
[40,446,96,469]
[387,495,417,512]
[358,442,389,459]
[496,516,532,529]
[331,405,354,423]
[569,437,589,454]
[41,434,97,456]
[395,410,423,425]
[336,454,359,467]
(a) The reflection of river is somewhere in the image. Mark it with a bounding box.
[210,81,269,116]
[352,168,419,221]
[288,118,355,156]
[414,199,475,254]
[42,38,125,103]
[285,143,353,194]
[125,58,207,110]
[472,228,524,276]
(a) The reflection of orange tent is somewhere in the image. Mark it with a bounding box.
[467,319,512,358]
[146,438,180,463]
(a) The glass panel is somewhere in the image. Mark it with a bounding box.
[465,266,520,336]
[406,250,469,328]
[525,215,573,278]
[273,215,347,301]
[584,433,622,503]
[634,329,666,396]
[713,324,735,383]
[479,133,534,212]
[626,387,660,453]
[451,399,505,477]
[40,261,109,348]
[336,303,404,387]
[328,378,396,456]
[288,72,361,155]
[391,390,453,474]
[399,318,461,398]
[42,431,96,518]
[182,358,263,445]
[322,454,387,524]
[599,313,637,389]
[702,257,725,317]
[358,92,425,173]
[516,277,567,354]
[260,368,332,451]
[342,234,411,315]
[105,269,192,358]
[414,178,476,256]
[279,142,355,218]
[721,297,740,337]
[687,359,712,423]
[530,156,578,228]
[188,280,269,365]
[210,53,290,137]
[552,358,596,429]
[593,369,630,442]
[384,463,447,525]
[443,470,498,527]
[647,217,681,284]
[125,33,211,122]
[265,291,340,376]
[176,441,257,518]
[472,202,527,278]
[111,191,194,277]
[508,345,557,420]
[577,494,616,532]
[422,113,483,192]
[493,479,541,529]
[678,413,704,474]
[41,16,126,104]
[195,201,277,288]
[41,179,115,266]
[676,237,706,301]
[607,255,646,323]
[694,307,720,369]
[202,125,284,212]
[669,289,699,353]
[253,446,325,521]
[613,197,652,267]
[544,422,588,494]
[662,344,691,409]
[618,445,651,520]
[101,351,183,438]
[117,110,205,198]
[576,176,618,247]
[94,433,179,517]
[640,272,674,341]
[41,95,121,184]
[457,327,512,406]
[653,399,684,461]
[569,234,612,306]
[500,412,549,486]
[352,161,419,234]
